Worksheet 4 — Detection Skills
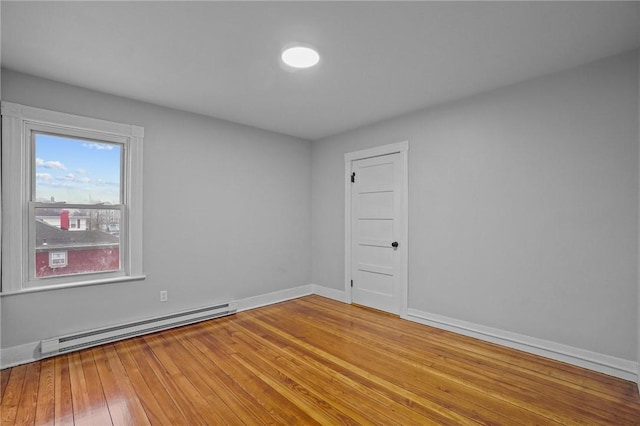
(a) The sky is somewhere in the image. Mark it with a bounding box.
[34,133,122,204]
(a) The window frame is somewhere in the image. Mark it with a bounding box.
[1,101,145,294]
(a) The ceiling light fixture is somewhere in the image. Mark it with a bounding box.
[281,45,320,69]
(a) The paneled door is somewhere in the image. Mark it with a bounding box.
[350,152,403,314]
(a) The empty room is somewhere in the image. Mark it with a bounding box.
[1,1,640,424]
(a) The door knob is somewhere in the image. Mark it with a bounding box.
[391,241,399,248]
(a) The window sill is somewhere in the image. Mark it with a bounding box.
[0,275,146,297]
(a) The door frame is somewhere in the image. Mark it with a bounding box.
[344,140,409,318]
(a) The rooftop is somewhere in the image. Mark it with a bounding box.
[36,220,119,250]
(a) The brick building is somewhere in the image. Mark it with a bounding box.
[35,220,120,278]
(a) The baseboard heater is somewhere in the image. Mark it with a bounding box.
[40,301,237,356]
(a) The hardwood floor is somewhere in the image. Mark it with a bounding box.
[2,295,640,425]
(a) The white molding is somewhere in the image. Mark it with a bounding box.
[131,125,145,138]
[344,140,409,162]
[1,104,27,291]
[344,162,353,304]
[0,341,41,369]
[398,146,409,318]
[312,284,347,303]
[344,140,409,315]
[1,102,139,137]
[636,49,640,392]
[0,102,23,118]
[406,308,638,382]
[0,275,146,297]
[235,284,314,312]
[127,126,144,279]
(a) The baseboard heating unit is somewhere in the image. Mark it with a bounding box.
[40,302,237,356]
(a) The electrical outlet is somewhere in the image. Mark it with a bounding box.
[160,290,168,302]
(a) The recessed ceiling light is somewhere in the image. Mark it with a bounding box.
[281,45,320,69]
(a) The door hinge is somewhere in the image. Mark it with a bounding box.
[351,172,355,183]
[350,280,353,288]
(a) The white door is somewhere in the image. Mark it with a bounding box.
[350,153,403,315]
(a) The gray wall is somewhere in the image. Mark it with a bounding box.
[2,50,638,364]
[312,50,639,360]
[1,70,312,348]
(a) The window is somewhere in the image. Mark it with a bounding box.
[1,102,144,292]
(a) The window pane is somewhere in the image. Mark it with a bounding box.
[35,207,121,278]
[34,133,122,204]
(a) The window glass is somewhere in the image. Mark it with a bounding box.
[34,207,121,278]
[34,133,122,204]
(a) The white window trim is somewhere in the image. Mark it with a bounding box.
[1,101,145,294]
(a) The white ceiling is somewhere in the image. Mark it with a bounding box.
[2,1,639,141]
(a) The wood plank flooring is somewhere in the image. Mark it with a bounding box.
[2,295,640,425]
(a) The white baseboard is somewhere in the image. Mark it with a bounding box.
[0,341,41,369]
[235,284,314,312]
[311,284,347,303]
[406,308,638,382]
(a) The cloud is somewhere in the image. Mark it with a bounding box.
[75,168,88,174]
[57,173,92,184]
[35,173,53,181]
[95,179,120,186]
[35,158,67,171]
[83,142,115,151]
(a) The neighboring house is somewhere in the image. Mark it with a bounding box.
[35,220,120,278]
[69,216,90,231]
[38,213,90,231]
[106,224,120,235]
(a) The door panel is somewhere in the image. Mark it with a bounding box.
[357,192,394,218]
[357,245,393,268]
[357,220,393,241]
[351,153,402,314]
[356,270,393,295]
[358,162,394,186]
